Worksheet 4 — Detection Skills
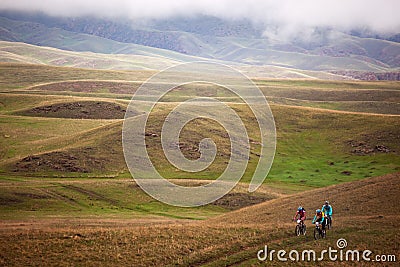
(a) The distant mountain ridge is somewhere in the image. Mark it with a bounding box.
[0,11,399,76]
[0,41,352,80]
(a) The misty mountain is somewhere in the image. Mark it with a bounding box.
[0,11,399,73]
[0,11,265,56]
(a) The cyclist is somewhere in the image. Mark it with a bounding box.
[322,200,333,227]
[293,206,306,225]
[312,209,325,230]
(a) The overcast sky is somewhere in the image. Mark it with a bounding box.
[1,0,399,38]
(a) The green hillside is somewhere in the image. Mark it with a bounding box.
[1,64,399,185]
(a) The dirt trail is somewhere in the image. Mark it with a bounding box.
[0,217,182,232]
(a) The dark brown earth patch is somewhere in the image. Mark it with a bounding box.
[16,101,131,119]
[13,149,110,173]
[345,131,400,155]
[0,196,22,206]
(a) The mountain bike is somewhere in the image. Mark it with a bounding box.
[313,221,326,240]
[295,219,306,236]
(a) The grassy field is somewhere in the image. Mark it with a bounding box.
[0,63,399,266]
[0,63,399,187]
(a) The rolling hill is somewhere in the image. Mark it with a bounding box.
[0,41,352,79]
[0,172,398,266]
[1,63,399,184]
[0,40,181,70]
[0,8,399,267]
[1,13,400,74]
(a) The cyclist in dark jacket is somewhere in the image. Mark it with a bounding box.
[293,206,306,225]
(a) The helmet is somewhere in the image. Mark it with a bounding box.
[316,209,321,213]
[325,201,329,205]
[298,206,303,211]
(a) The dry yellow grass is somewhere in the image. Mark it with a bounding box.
[0,172,398,266]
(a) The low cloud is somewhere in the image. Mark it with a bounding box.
[1,0,399,39]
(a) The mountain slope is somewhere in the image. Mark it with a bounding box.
[211,172,400,226]
[0,42,349,79]
[1,13,399,72]
[1,14,400,72]
[0,17,204,65]
[0,40,182,70]
[0,172,398,266]
[196,172,400,266]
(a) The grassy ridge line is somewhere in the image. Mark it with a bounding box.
[0,42,369,80]
[0,62,155,89]
[297,100,400,116]
[24,80,144,92]
[15,77,400,93]
[23,79,400,94]
[272,103,400,117]
[0,40,185,70]
[255,79,400,90]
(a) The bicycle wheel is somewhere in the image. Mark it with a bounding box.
[295,225,301,236]
[302,224,307,235]
[313,228,320,240]
[322,229,326,238]
[326,218,331,230]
